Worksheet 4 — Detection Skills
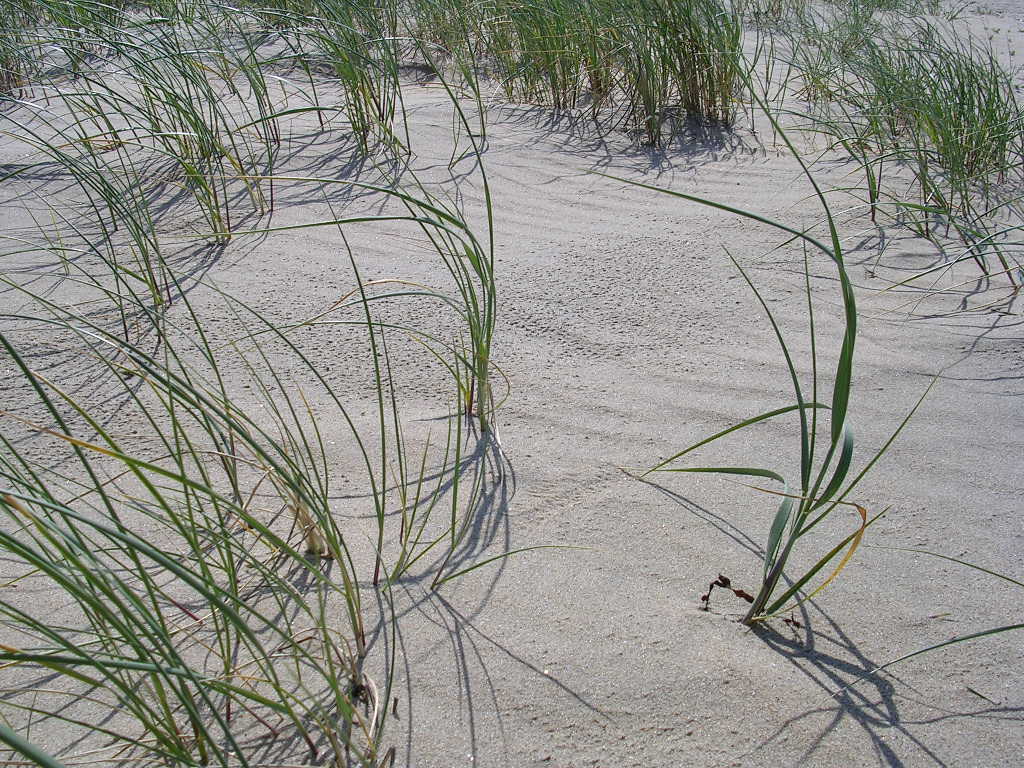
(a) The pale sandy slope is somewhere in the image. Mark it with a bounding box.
[358,111,1023,768]
[2,7,1023,768]
[338,23,1023,768]
[231,67,1023,768]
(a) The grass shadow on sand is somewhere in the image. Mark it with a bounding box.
[751,615,1024,767]
[488,102,762,180]
[633,472,1023,767]
[390,587,609,768]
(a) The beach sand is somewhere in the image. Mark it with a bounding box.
[1,3,1022,766]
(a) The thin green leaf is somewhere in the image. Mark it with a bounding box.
[0,721,69,768]
[644,403,826,476]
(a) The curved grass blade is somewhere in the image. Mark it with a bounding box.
[644,403,826,476]
[0,721,68,768]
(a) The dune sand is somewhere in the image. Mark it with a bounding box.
[1,3,1023,767]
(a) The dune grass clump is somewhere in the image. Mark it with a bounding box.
[828,0,944,14]
[270,0,408,152]
[620,79,929,625]
[612,0,742,140]
[0,3,288,296]
[735,0,808,29]
[0,2,507,762]
[0,299,389,766]
[791,11,1024,278]
[0,214,493,764]
[0,1,34,95]
[404,0,743,142]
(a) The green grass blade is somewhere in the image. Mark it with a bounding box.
[644,403,825,476]
[841,623,1024,697]
[810,424,854,510]
[0,721,69,768]
[764,495,795,581]
[868,546,1024,589]
[654,467,787,484]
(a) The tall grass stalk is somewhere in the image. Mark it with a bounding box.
[616,69,926,625]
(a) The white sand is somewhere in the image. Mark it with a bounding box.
[1,5,1023,767]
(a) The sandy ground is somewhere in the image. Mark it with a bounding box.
[2,4,1024,768]
[360,106,1024,768]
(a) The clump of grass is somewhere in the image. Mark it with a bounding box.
[0,1,34,95]
[405,0,743,143]
[291,0,407,152]
[0,209,496,763]
[611,0,742,142]
[0,299,388,766]
[735,0,809,30]
[616,74,929,625]
[791,10,1024,279]
[1,103,169,310]
[827,0,945,15]
[0,10,285,314]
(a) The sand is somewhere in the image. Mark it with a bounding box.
[1,3,1023,767]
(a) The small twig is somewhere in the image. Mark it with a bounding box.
[700,574,754,611]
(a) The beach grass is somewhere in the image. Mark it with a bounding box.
[0,0,1020,763]
[788,7,1024,280]
[0,2,502,762]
